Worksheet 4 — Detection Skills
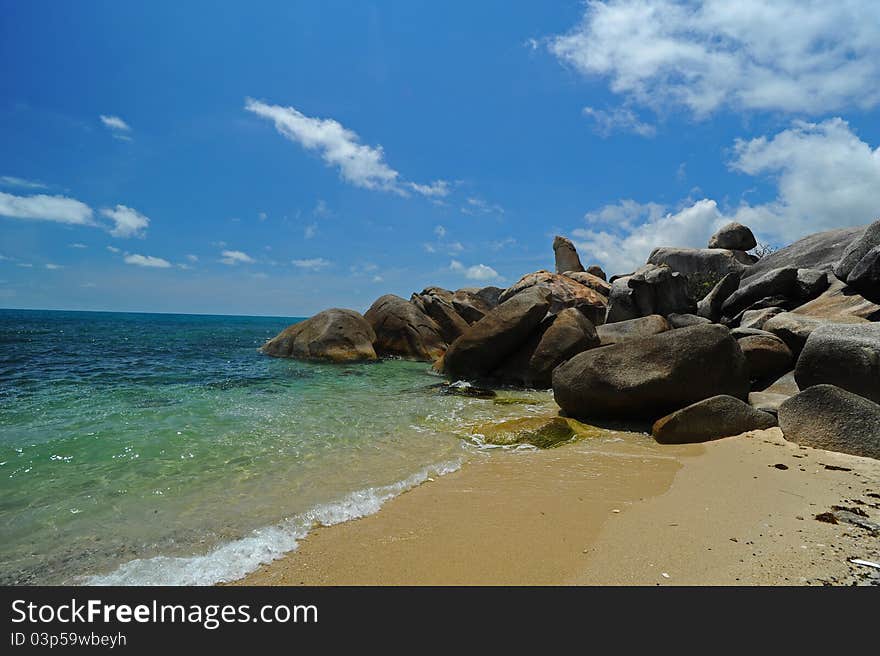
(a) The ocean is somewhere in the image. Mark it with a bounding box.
[0,309,554,585]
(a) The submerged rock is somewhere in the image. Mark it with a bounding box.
[433,381,497,399]
[365,294,447,361]
[261,309,377,362]
[652,395,776,444]
[553,324,750,419]
[778,385,880,459]
[470,416,600,449]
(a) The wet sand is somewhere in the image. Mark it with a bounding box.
[236,428,879,586]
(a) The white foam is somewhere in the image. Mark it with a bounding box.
[83,459,462,586]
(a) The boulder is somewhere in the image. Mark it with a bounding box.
[596,314,671,345]
[498,271,607,325]
[451,288,495,324]
[696,272,742,322]
[562,271,612,296]
[628,264,695,316]
[587,265,607,281]
[420,294,470,343]
[778,385,880,459]
[667,313,711,328]
[648,247,751,279]
[721,267,799,320]
[761,371,799,396]
[605,276,638,323]
[790,275,880,321]
[470,416,600,449]
[493,308,600,388]
[652,395,777,444]
[764,311,868,356]
[553,235,585,274]
[731,327,775,340]
[832,219,880,281]
[739,307,784,330]
[364,295,447,361]
[708,222,757,251]
[796,268,829,300]
[261,309,377,362]
[443,286,551,379]
[743,225,866,280]
[846,245,880,302]
[748,392,791,417]
[738,334,793,382]
[795,324,880,404]
[553,324,750,419]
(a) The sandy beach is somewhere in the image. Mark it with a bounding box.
[235,427,880,586]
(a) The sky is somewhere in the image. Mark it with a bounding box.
[1,0,879,316]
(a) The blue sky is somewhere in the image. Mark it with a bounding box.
[2,1,879,315]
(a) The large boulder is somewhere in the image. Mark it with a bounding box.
[587,265,607,281]
[262,309,377,362]
[605,275,638,323]
[364,295,447,361]
[493,308,599,388]
[720,267,799,320]
[778,385,880,459]
[419,293,470,344]
[553,235,585,274]
[832,219,880,281]
[796,268,830,300]
[708,222,757,251]
[562,271,612,296]
[596,314,670,345]
[552,324,750,419]
[748,392,791,417]
[739,307,784,330]
[451,288,497,324]
[498,271,607,325]
[648,247,751,278]
[795,324,880,404]
[696,272,741,322]
[667,313,711,328]
[628,264,695,316]
[764,308,870,356]
[443,286,551,379]
[846,245,880,302]
[790,275,880,321]
[743,225,866,280]
[738,334,793,382]
[652,395,776,444]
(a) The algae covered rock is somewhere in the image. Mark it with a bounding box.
[469,416,600,449]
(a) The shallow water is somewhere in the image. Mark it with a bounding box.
[0,309,555,585]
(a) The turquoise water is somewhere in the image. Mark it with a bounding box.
[0,309,553,585]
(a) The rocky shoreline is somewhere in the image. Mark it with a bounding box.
[262,220,880,460]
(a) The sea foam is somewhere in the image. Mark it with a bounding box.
[84,459,462,586]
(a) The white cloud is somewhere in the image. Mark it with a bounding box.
[434,225,447,238]
[304,223,317,239]
[106,245,121,253]
[0,191,94,225]
[244,98,448,197]
[17,263,33,268]
[449,260,501,281]
[490,236,517,251]
[100,205,150,238]
[549,0,880,117]
[45,263,63,270]
[0,176,48,189]
[68,243,87,249]
[124,254,171,268]
[582,106,655,137]
[461,197,504,215]
[220,250,255,265]
[100,115,131,132]
[186,254,198,262]
[258,212,267,221]
[292,258,330,271]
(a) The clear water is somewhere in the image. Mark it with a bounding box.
[0,309,554,585]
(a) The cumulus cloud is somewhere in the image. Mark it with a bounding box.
[220,250,255,265]
[124,254,171,268]
[449,260,501,281]
[0,176,48,190]
[100,205,150,238]
[245,98,448,197]
[582,106,655,137]
[292,258,330,271]
[549,0,880,117]
[100,115,131,131]
[0,191,94,225]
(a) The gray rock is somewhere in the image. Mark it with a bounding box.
[696,272,742,322]
[553,235,584,274]
[778,385,880,459]
[790,275,880,321]
[795,268,829,300]
[708,222,757,251]
[499,271,607,325]
[443,286,552,379]
[493,308,600,388]
[846,245,880,302]
[474,286,504,309]
[761,371,799,396]
[667,313,712,328]
[553,324,750,419]
[748,392,791,417]
[420,294,470,344]
[721,267,799,320]
[653,395,777,444]
[596,314,671,345]
[738,334,794,382]
[740,307,784,330]
[762,312,828,356]
[587,265,607,281]
[628,264,695,317]
[648,247,750,278]
[795,323,880,404]
[451,288,494,324]
[730,327,776,340]
[605,276,638,323]
[832,219,880,281]
[262,309,377,362]
[365,295,447,361]
[744,225,866,280]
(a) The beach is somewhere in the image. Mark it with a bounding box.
[236,428,880,586]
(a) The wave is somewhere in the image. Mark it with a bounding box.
[82,459,462,586]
